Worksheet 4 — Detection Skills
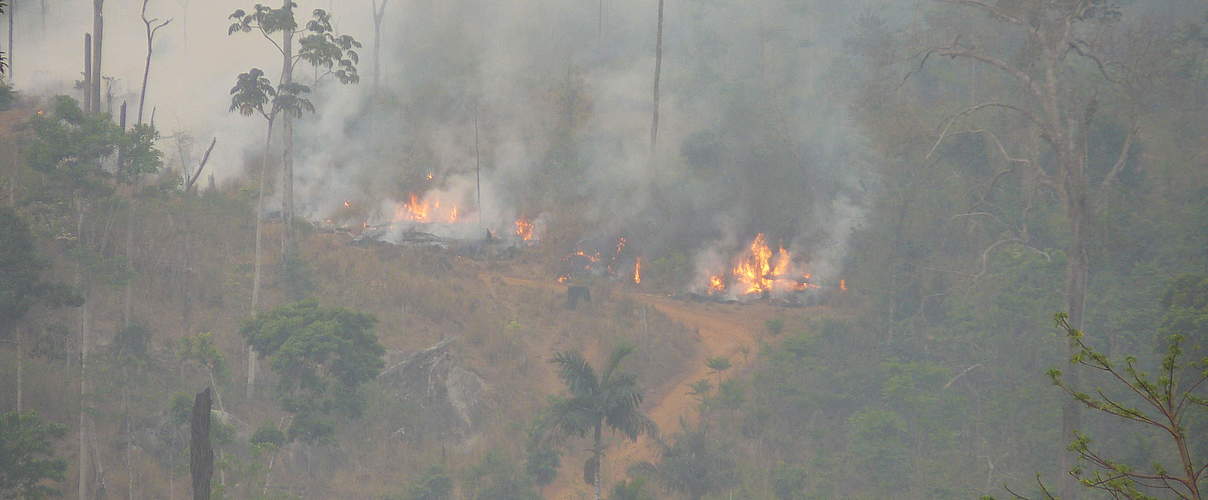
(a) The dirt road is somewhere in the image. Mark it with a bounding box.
[486,271,796,499]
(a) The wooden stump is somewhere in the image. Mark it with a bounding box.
[566,286,591,309]
[190,388,213,500]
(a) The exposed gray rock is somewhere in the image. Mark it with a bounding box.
[378,338,489,445]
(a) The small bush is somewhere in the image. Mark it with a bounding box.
[765,318,784,336]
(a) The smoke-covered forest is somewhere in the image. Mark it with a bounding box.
[0,0,1206,499]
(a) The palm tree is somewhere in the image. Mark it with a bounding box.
[546,345,657,500]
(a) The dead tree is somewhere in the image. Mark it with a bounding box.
[914,1,1149,496]
[190,388,213,500]
[650,0,664,153]
[84,34,92,113]
[567,285,591,310]
[137,0,172,125]
[371,0,388,94]
[91,0,103,113]
[185,137,216,193]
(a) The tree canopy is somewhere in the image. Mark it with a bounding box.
[240,299,385,441]
[0,411,67,500]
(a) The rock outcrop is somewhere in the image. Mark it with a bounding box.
[378,337,489,445]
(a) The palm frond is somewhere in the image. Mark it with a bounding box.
[551,350,598,397]
[600,343,636,383]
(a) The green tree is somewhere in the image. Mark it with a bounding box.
[228,1,361,246]
[706,356,731,386]
[228,63,314,400]
[399,465,453,500]
[0,411,67,499]
[25,96,161,189]
[1045,313,1207,500]
[544,345,658,500]
[240,300,385,442]
[178,332,228,412]
[609,477,655,500]
[0,206,80,336]
[770,463,807,500]
[524,418,560,489]
[654,426,738,500]
[463,451,539,500]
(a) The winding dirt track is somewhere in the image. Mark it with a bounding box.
[486,273,786,499]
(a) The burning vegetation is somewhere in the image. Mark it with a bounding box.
[395,193,461,224]
[514,217,535,241]
[702,233,835,299]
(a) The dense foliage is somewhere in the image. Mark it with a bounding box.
[240,300,385,441]
[0,411,67,499]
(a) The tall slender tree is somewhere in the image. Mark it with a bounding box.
[370,0,387,94]
[229,3,360,254]
[650,0,664,153]
[228,66,313,398]
[91,0,103,113]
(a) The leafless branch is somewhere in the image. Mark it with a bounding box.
[185,137,217,192]
[932,45,1045,100]
[933,0,1027,26]
[943,363,982,389]
[1098,125,1137,191]
[925,103,1041,161]
[1068,39,1121,85]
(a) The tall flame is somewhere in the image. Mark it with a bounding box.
[633,258,642,284]
[704,234,831,297]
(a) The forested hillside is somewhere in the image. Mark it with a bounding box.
[0,1,1206,499]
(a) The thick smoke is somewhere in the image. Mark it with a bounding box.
[18,0,879,288]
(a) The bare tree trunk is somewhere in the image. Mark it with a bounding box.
[8,0,14,82]
[84,34,92,113]
[650,0,664,153]
[371,0,387,95]
[91,0,104,114]
[190,388,213,500]
[79,314,90,495]
[77,197,90,500]
[593,422,603,500]
[124,367,134,500]
[280,0,295,254]
[248,118,275,399]
[137,0,170,126]
[15,327,21,413]
[124,199,133,328]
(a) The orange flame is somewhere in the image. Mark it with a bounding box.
[557,274,569,284]
[515,218,535,241]
[732,233,775,295]
[425,171,434,181]
[706,234,821,296]
[839,279,847,292]
[633,258,642,284]
[396,194,460,223]
[343,200,352,208]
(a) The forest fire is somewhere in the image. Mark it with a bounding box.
[633,257,641,284]
[395,194,460,224]
[705,233,820,297]
[514,217,535,241]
